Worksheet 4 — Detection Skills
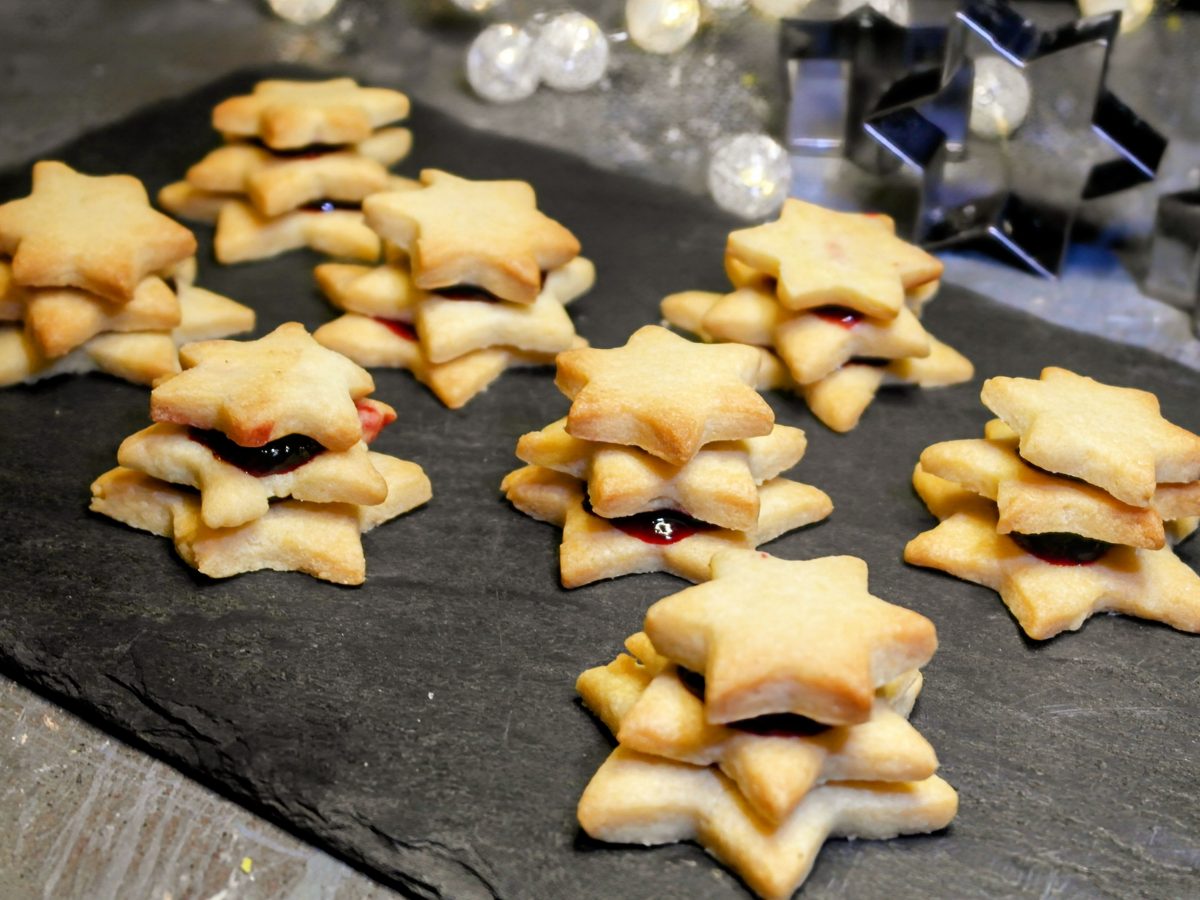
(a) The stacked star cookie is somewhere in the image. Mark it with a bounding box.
[576,550,958,899]
[0,161,254,387]
[90,323,431,585]
[661,199,973,432]
[314,168,594,408]
[160,78,412,264]
[907,367,1200,639]
[501,325,832,587]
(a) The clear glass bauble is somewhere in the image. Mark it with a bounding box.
[532,12,609,91]
[969,55,1032,140]
[708,134,791,219]
[467,24,540,103]
[625,0,701,55]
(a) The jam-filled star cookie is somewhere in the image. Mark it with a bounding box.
[907,374,1200,638]
[92,323,429,584]
[503,327,832,587]
[0,174,253,390]
[644,550,937,724]
[363,169,580,304]
[162,79,412,264]
[313,251,595,408]
[981,367,1200,507]
[213,78,411,150]
[0,161,195,303]
[578,638,937,825]
[574,552,955,897]
[725,199,942,319]
[659,210,971,433]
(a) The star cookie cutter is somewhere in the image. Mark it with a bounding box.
[864,0,1167,277]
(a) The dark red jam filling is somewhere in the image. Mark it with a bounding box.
[189,427,326,477]
[374,317,417,341]
[812,306,865,329]
[355,400,394,444]
[301,199,360,213]
[1011,531,1113,566]
[849,356,890,368]
[676,669,831,737]
[582,499,716,545]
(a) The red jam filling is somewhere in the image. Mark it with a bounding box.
[189,427,325,477]
[433,284,504,303]
[374,317,417,341]
[813,306,865,329]
[583,499,716,545]
[849,356,890,368]
[355,400,395,444]
[677,669,831,737]
[1011,532,1113,566]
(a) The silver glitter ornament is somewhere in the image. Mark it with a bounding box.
[968,55,1032,140]
[532,12,609,92]
[625,0,701,55]
[267,0,340,25]
[707,134,791,219]
[467,24,540,104]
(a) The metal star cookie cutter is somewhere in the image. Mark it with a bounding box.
[780,6,947,173]
[864,0,1168,277]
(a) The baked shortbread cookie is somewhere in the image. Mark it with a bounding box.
[363,169,581,304]
[117,424,391,529]
[24,276,181,359]
[660,286,932,385]
[919,437,1189,550]
[0,285,254,388]
[800,340,975,433]
[578,641,937,825]
[314,314,581,408]
[516,418,808,531]
[213,199,381,264]
[151,322,375,451]
[577,746,958,900]
[212,78,411,150]
[501,465,832,588]
[89,453,430,585]
[660,290,972,432]
[0,161,196,302]
[185,127,412,216]
[981,367,1200,507]
[556,325,775,466]
[905,491,1200,639]
[0,260,28,320]
[725,199,942,319]
[644,549,937,725]
[314,258,428,318]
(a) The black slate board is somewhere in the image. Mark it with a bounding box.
[1,68,1199,900]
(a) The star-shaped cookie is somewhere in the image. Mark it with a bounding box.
[920,437,1172,550]
[363,169,580,304]
[150,322,375,451]
[212,78,411,149]
[501,465,832,587]
[555,325,775,466]
[725,199,942,318]
[644,550,937,725]
[905,497,1200,640]
[981,367,1200,507]
[517,418,807,531]
[578,746,958,900]
[578,640,937,825]
[0,161,196,302]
